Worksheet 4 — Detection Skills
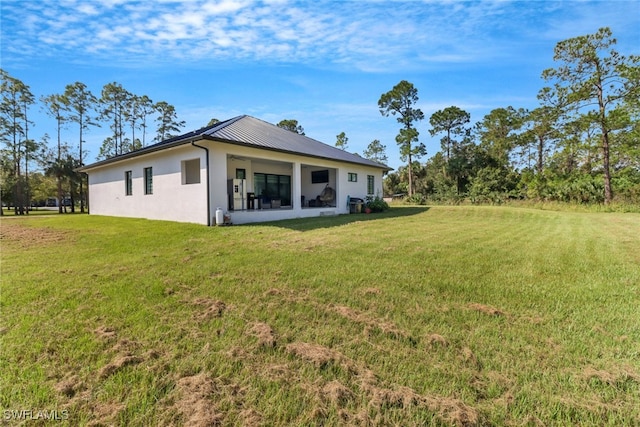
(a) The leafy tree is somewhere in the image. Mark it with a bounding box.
[26,171,56,208]
[542,27,640,204]
[137,95,154,147]
[41,94,67,212]
[154,101,185,141]
[122,136,143,154]
[0,70,34,214]
[468,163,520,204]
[421,153,450,199]
[519,105,561,176]
[383,170,405,196]
[124,94,143,153]
[97,137,116,161]
[23,134,44,210]
[363,139,388,165]
[20,81,36,211]
[277,119,305,135]
[99,82,129,157]
[378,80,425,196]
[612,95,640,201]
[385,162,426,197]
[207,118,220,127]
[429,106,471,162]
[335,131,349,151]
[64,82,98,212]
[447,135,477,195]
[474,107,525,168]
[0,147,12,215]
[470,107,525,202]
[44,145,81,213]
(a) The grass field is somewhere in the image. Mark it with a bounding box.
[1,206,639,426]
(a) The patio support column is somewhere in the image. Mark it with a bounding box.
[333,168,342,212]
[292,161,301,210]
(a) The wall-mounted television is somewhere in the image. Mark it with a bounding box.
[311,169,329,184]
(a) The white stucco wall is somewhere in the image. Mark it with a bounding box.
[86,145,209,224]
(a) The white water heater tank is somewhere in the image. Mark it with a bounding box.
[215,207,224,225]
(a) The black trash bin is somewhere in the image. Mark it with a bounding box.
[349,197,364,214]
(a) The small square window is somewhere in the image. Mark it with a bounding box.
[348,173,357,182]
[182,159,201,184]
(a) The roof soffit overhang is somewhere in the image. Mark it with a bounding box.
[206,136,391,171]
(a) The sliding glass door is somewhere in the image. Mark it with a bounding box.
[254,173,291,206]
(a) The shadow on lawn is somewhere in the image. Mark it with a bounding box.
[246,206,430,232]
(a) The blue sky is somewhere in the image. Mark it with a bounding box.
[2,0,639,171]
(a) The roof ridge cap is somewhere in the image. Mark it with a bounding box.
[200,115,246,136]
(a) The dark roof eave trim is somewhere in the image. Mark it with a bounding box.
[78,135,214,172]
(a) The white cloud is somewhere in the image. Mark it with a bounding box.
[1,0,638,71]
[201,0,248,15]
[77,3,99,15]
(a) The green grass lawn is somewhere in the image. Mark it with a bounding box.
[1,206,639,426]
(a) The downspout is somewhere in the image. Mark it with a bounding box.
[191,141,211,226]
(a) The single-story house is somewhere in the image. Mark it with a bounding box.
[80,115,391,225]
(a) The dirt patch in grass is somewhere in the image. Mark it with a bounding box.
[460,347,481,370]
[321,380,354,407]
[173,373,224,427]
[88,401,125,426]
[94,331,145,380]
[0,222,71,249]
[470,371,514,401]
[247,322,277,348]
[582,365,640,386]
[110,338,141,353]
[365,383,478,426]
[99,354,144,379]
[285,342,349,369]
[94,325,117,340]
[286,341,479,426]
[167,373,255,427]
[239,408,262,426]
[264,288,284,296]
[263,287,310,304]
[467,303,505,316]
[192,298,227,320]
[426,333,449,349]
[361,377,478,426]
[54,375,86,398]
[263,363,296,382]
[331,304,406,339]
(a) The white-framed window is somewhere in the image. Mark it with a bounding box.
[124,170,132,195]
[348,172,357,182]
[144,167,153,195]
[182,158,201,185]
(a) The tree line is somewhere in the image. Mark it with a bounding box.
[380,28,639,206]
[2,27,636,215]
[0,72,185,214]
[276,119,389,166]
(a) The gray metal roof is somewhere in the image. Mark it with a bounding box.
[203,115,389,169]
[81,115,391,171]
